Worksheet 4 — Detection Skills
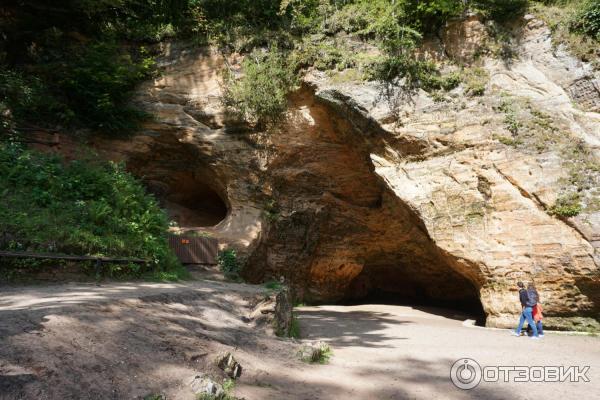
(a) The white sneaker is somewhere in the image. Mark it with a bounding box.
[511,331,520,337]
[538,334,544,338]
[530,336,540,340]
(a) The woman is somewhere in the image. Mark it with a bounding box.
[513,281,539,339]
[528,282,544,337]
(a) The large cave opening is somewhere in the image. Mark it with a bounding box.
[245,85,490,325]
[343,263,486,324]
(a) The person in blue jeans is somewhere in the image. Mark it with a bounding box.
[527,283,544,337]
[512,281,540,339]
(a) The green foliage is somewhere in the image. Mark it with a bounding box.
[149,264,191,281]
[403,0,466,32]
[217,249,240,280]
[316,343,332,364]
[463,67,489,96]
[264,280,283,291]
[289,314,301,339]
[263,199,281,221]
[0,143,181,277]
[0,0,543,132]
[197,393,238,400]
[223,48,298,126]
[143,394,166,400]
[197,378,239,400]
[0,42,155,133]
[54,43,156,132]
[498,98,521,135]
[421,69,462,92]
[571,0,600,40]
[532,0,599,67]
[0,68,67,130]
[472,0,529,21]
[300,342,332,364]
[549,193,582,217]
[0,0,177,133]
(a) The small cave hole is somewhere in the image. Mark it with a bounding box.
[146,171,228,228]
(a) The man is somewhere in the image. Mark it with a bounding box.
[512,281,540,339]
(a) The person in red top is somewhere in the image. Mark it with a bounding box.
[528,283,544,337]
[512,281,540,339]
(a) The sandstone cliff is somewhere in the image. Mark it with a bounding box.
[88,15,599,330]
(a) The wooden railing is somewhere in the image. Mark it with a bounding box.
[0,250,149,277]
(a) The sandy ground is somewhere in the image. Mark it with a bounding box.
[1,282,599,400]
[0,281,297,400]
[285,305,600,400]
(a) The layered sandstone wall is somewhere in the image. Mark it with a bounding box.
[91,16,599,330]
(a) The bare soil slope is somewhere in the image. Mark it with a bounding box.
[1,283,599,399]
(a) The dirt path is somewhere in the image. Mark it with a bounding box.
[267,304,600,400]
[1,283,599,399]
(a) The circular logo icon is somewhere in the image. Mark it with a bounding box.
[450,358,482,390]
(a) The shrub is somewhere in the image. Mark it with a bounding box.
[1,42,155,134]
[403,0,466,32]
[217,249,240,279]
[55,42,156,132]
[498,98,521,134]
[472,0,529,22]
[0,68,69,128]
[532,1,599,67]
[0,143,181,277]
[299,342,332,364]
[263,199,281,221]
[463,67,489,96]
[549,193,582,217]
[223,48,298,126]
[572,0,600,40]
[265,280,283,291]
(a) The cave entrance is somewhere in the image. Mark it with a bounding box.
[146,171,228,228]
[343,263,486,325]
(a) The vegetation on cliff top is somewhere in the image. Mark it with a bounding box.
[532,0,600,67]
[0,0,598,274]
[2,1,598,130]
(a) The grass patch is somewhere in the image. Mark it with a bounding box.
[143,395,166,400]
[493,134,523,147]
[549,193,583,217]
[299,342,332,364]
[289,313,301,339]
[463,67,489,96]
[146,264,191,282]
[197,378,239,400]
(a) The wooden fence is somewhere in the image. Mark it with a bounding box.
[168,235,219,265]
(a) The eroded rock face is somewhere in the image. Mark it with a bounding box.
[92,17,599,330]
[283,15,599,330]
[441,14,489,63]
[244,87,483,311]
[87,45,268,250]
